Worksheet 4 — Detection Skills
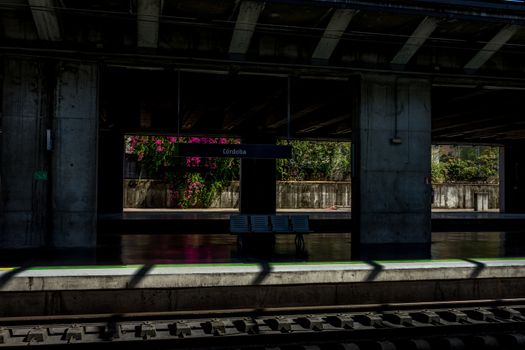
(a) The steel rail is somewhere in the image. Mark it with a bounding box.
[2,297,525,326]
[0,298,524,348]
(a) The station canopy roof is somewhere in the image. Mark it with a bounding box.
[3,0,525,142]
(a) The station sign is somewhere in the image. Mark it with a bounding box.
[175,143,292,159]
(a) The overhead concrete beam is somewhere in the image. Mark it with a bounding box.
[391,16,439,66]
[182,110,204,130]
[267,102,324,129]
[224,88,285,130]
[229,1,265,56]
[297,113,349,133]
[137,0,161,48]
[312,9,357,62]
[334,121,352,134]
[28,0,61,41]
[433,117,494,133]
[228,0,242,21]
[464,24,520,71]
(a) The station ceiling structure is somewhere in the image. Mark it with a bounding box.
[3,0,525,142]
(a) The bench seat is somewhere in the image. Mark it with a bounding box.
[229,214,311,235]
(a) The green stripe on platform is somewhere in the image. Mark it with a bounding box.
[1,257,524,271]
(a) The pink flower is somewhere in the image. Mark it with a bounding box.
[155,139,162,145]
[156,145,164,152]
[185,157,201,167]
[168,136,177,143]
[137,152,144,161]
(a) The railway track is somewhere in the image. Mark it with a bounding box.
[0,299,524,349]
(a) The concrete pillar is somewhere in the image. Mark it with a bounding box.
[240,135,277,214]
[501,142,525,213]
[1,58,49,248]
[351,74,432,260]
[52,62,98,248]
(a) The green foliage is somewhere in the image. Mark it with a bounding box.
[277,140,351,181]
[128,137,353,207]
[431,145,499,184]
[431,161,447,184]
[127,137,498,208]
[126,136,239,208]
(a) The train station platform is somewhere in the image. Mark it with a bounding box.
[98,209,351,234]
[98,209,525,234]
[3,209,524,320]
[3,209,525,266]
[1,259,525,317]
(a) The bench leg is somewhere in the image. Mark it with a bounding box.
[295,233,305,252]
[237,235,244,251]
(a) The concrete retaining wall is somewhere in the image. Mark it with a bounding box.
[123,180,499,209]
[276,181,351,209]
[123,180,351,209]
[432,183,499,209]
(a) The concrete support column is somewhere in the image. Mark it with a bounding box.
[501,142,525,213]
[352,74,432,260]
[240,136,277,214]
[1,58,49,248]
[52,62,98,248]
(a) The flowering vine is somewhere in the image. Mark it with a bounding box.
[125,135,240,208]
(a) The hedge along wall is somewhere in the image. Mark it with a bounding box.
[124,180,499,209]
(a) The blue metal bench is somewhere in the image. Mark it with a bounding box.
[229,214,310,250]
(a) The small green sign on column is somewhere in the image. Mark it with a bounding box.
[34,170,48,181]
